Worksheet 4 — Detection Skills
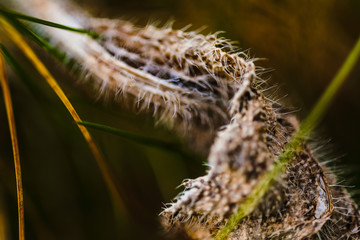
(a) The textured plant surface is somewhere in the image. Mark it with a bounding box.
[0,0,360,240]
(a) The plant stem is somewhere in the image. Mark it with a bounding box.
[0,6,99,38]
[0,41,25,240]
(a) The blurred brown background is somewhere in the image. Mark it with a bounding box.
[0,0,360,239]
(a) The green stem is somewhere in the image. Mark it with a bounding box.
[77,121,189,157]
[0,13,65,61]
[0,6,99,39]
[301,36,360,135]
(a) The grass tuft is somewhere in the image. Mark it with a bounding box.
[0,16,127,216]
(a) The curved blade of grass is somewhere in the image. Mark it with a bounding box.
[0,42,24,240]
[300,36,360,135]
[77,120,198,160]
[0,6,99,39]
[1,44,199,164]
[0,16,127,214]
[216,35,360,240]
[0,13,65,61]
[0,203,7,240]
[0,44,53,104]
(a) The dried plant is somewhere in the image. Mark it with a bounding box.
[0,0,360,239]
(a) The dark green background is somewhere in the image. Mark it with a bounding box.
[0,0,360,239]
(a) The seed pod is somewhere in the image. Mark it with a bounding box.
[5,0,258,153]
[161,80,360,239]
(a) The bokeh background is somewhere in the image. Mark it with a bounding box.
[0,0,360,239]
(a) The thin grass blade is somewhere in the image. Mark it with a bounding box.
[0,202,7,240]
[0,16,127,215]
[0,41,24,240]
[0,6,99,38]
[0,12,65,61]
[0,44,53,104]
[300,36,360,135]
[78,120,184,154]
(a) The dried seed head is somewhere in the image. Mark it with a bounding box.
[160,79,360,239]
[8,0,258,153]
[85,18,257,151]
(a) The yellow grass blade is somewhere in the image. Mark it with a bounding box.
[0,204,8,240]
[0,16,127,214]
[0,42,24,240]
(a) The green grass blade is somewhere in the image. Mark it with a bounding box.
[0,6,99,39]
[300,36,360,135]
[0,12,66,61]
[216,35,360,240]
[0,16,128,215]
[77,120,188,157]
[1,44,195,162]
[0,44,49,100]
